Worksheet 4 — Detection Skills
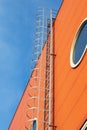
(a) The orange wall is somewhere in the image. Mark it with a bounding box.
[54,0,87,129]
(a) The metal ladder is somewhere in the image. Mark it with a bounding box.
[25,8,57,130]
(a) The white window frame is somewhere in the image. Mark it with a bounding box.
[70,18,87,68]
[30,118,38,130]
[80,120,87,130]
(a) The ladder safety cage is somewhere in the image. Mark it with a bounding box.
[25,8,57,130]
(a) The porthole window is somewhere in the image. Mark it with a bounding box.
[85,127,87,130]
[80,120,87,130]
[33,120,37,130]
[70,19,87,68]
[30,119,37,130]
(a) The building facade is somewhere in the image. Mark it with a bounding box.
[9,0,87,129]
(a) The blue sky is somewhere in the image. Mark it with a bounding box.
[0,0,62,130]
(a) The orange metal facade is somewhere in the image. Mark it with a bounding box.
[9,0,87,129]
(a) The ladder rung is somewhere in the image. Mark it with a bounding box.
[34,44,42,47]
[33,67,39,70]
[36,26,47,29]
[28,96,38,99]
[31,68,39,71]
[27,107,50,112]
[28,86,50,91]
[32,51,40,54]
[34,37,41,41]
[29,86,38,89]
[34,31,47,35]
[26,118,49,124]
[27,96,50,102]
[33,52,40,55]
[36,15,43,18]
[32,59,38,62]
[32,76,40,79]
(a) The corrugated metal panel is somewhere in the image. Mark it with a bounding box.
[54,0,87,129]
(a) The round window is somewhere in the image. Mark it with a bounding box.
[70,19,87,68]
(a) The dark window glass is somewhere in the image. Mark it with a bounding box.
[33,120,37,130]
[85,127,87,130]
[74,22,87,64]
